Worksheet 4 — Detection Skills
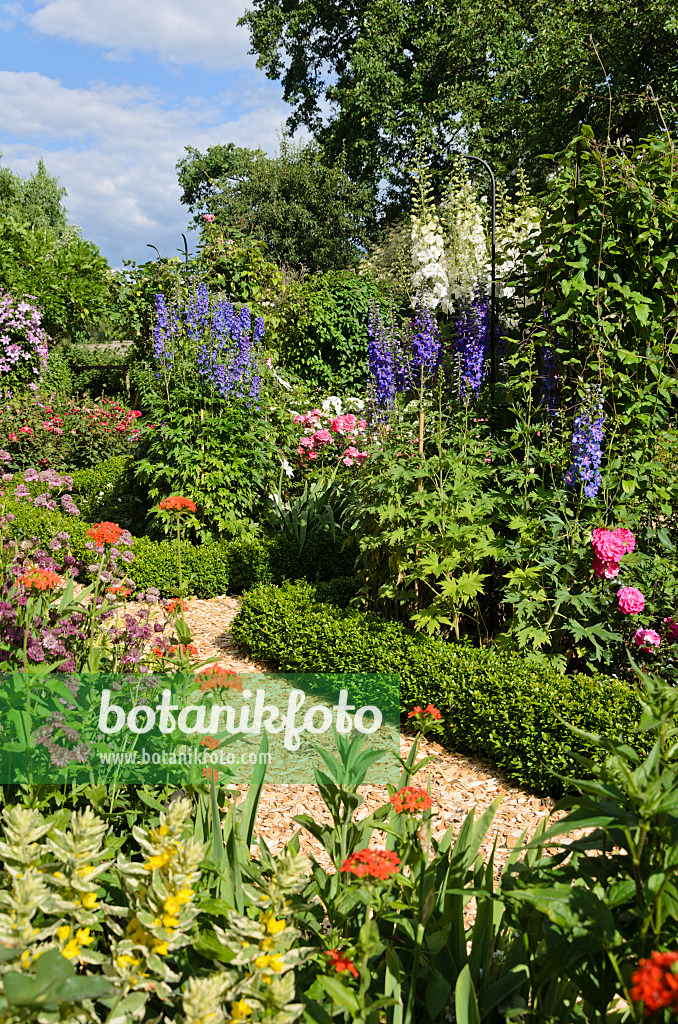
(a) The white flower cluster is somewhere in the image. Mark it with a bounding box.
[408,163,540,310]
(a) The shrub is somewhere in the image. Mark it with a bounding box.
[231,580,649,794]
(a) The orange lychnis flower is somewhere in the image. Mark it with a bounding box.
[341,848,400,881]
[87,522,123,546]
[159,496,197,514]
[390,786,433,815]
[19,569,61,592]
[198,665,243,692]
[630,951,678,1014]
[326,949,359,979]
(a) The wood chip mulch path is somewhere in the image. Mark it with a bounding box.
[181,595,561,874]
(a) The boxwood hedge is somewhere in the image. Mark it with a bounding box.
[230,579,649,795]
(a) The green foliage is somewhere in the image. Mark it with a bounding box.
[0,156,68,233]
[177,135,376,272]
[500,671,678,1020]
[274,269,385,389]
[231,580,649,794]
[134,394,279,542]
[240,0,678,206]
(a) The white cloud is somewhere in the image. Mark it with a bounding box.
[0,71,297,266]
[27,0,255,71]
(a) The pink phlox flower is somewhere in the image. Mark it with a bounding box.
[633,628,661,652]
[618,587,645,614]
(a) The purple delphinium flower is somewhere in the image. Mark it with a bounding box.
[564,391,605,499]
[367,301,407,409]
[409,298,442,385]
[454,297,488,400]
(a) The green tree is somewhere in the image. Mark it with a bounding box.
[176,135,375,272]
[0,155,68,231]
[0,154,111,343]
[239,0,678,207]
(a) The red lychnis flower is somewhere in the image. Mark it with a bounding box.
[390,786,433,814]
[630,951,678,1014]
[87,521,123,546]
[168,644,198,657]
[159,496,197,514]
[19,569,61,592]
[341,848,400,881]
[200,736,220,750]
[326,949,359,979]
[198,665,243,692]
[407,704,442,721]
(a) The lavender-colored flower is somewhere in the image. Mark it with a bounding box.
[367,301,407,409]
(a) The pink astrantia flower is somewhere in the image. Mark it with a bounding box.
[593,556,621,580]
[618,587,645,614]
[633,628,661,653]
[592,528,625,563]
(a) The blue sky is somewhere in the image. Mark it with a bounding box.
[0,0,303,268]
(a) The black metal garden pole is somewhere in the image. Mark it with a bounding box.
[457,154,497,389]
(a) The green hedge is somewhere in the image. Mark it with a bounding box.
[230,580,649,795]
[6,498,359,599]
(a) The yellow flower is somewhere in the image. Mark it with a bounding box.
[76,864,94,878]
[81,893,99,910]
[20,949,31,968]
[230,1000,252,1021]
[143,850,172,872]
[162,914,179,930]
[57,925,70,944]
[152,941,169,956]
[254,953,284,973]
[53,871,65,881]
[164,895,181,916]
[175,886,194,904]
[261,937,273,951]
[116,954,140,969]
[75,928,94,947]
[261,911,286,936]
[61,939,81,960]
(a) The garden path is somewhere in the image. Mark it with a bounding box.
[182,595,560,874]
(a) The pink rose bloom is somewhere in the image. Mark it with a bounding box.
[358,419,367,430]
[618,587,645,614]
[613,527,636,554]
[298,436,313,448]
[293,414,305,424]
[342,454,355,466]
[203,214,215,223]
[308,451,317,460]
[354,450,368,462]
[664,617,678,642]
[633,628,661,652]
[331,417,345,434]
[592,556,621,579]
[266,356,272,368]
[342,414,356,432]
[592,528,625,563]
[312,429,332,446]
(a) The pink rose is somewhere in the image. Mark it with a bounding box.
[613,527,636,554]
[664,617,678,642]
[358,419,367,430]
[592,556,621,579]
[312,429,332,446]
[203,214,215,223]
[592,528,625,563]
[617,586,645,614]
[633,628,661,652]
[298,436,313,448]
[331,417,344,434]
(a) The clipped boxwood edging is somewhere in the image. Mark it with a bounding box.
[230,580,650,796]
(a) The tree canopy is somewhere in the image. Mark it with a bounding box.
[239,0,678,209]
[0,156,69,232]
[176,135,376,273]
